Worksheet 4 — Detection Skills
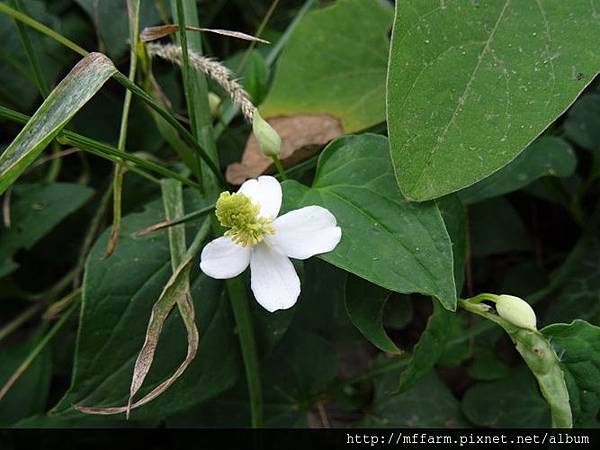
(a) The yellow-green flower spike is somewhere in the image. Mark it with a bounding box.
[215,191,274,247]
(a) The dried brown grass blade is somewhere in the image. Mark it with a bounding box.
[141,24,270,43]
[76,181,204,418]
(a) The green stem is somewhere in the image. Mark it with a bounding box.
[174,0,203,190]
[175,0,198,141]
[171,0,220,193]
[459,299,572,428]
[224,275,263,427]
[271,156,287,180]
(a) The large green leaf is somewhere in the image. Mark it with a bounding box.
[260,0,393,132]
[282,134,457,310]
[459,136,576,204]
[387,0,600,201]
[0,52,116,195]
[0,182,93,278]
[51,193,240,421]
[542,320,600,426]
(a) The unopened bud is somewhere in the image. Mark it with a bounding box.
[495,294,537,331]
[208,92,221,118]
[252,111,281,157]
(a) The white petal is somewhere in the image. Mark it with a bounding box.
[266,206,342,260]
[250,244,300,312]
[200,236,251,279]
[238,175,282,219]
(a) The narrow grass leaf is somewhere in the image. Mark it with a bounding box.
[0,53,116,194]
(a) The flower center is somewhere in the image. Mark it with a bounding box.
[215,191,275,247]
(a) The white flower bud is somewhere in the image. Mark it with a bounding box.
[495,294,537,331]
[208,92,221,118]
[252,111,281,157]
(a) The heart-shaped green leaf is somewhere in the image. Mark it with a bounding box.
[282,134,457,310]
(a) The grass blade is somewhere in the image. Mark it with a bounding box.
[0,3,225,187]
[0,53,116,194]
[171,0,220,192]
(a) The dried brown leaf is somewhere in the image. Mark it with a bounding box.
[141,25,269,43]
[226,114,343,185]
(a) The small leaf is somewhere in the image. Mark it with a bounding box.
[387,1,600,200]
[345,275,402,354]
[261,0,393,132]
[0,53,117,195]
[282,134,457,310]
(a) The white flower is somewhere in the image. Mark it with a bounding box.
[200,176,342,312]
